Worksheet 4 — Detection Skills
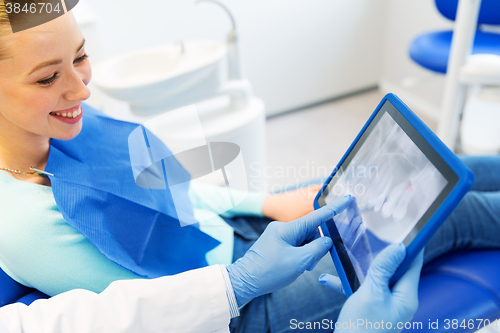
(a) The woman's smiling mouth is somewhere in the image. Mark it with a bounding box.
[49,105,83,124]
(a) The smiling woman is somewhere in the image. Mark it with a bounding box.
[1,2,500,333]
[0,0,91,186]
[0,3,335,332]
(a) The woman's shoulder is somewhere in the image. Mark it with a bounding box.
[0,171,53,199]
[0,171,65,236]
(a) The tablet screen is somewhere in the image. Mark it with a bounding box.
[318,100,458,291]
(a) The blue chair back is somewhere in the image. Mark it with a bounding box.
[435,0,500,25]
[0,266,48,307]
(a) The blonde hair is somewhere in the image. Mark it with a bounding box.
[0,0,37,60]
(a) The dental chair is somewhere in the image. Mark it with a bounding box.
[405,249,500,332]
[0,266,48,307]
[409,0,500,153]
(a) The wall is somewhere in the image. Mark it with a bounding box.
[79,0,387,115]
[379,0,454,121]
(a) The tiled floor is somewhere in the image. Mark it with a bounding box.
[265,90,437,191]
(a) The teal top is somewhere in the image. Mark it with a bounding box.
[0,171,265,296]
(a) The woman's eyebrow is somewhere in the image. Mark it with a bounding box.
[27,39,85,76]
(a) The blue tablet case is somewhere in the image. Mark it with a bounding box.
[314,93,474,297]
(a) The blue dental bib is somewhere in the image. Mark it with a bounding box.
[44,104,220,278]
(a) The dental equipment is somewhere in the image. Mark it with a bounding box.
[92,2,267,192]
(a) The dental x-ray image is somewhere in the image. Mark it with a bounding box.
[325,111,448,283]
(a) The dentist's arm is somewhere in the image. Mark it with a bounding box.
[0,197,352,333]
[0,265,233,333]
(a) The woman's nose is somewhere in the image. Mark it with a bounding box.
[64,69,91,102]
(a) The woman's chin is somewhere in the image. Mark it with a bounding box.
[51,121,83,141]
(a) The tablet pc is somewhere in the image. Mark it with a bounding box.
[314,93,473,297]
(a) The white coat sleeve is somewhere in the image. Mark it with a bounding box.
[0,265,232,333]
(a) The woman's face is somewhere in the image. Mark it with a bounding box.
[0,13,91,141]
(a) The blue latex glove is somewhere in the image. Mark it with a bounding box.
[319,243,424,332]
[227,195,352,307]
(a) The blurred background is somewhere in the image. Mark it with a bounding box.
[80,0,451,116]
[74,3,500,331]
[74,0,499,193]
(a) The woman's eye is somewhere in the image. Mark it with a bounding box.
[74,53,89,64]
[37,72,59,86]
[36,54,88,86]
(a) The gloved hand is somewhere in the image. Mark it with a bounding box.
[226,195,351,307]
[319,243,424,333]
